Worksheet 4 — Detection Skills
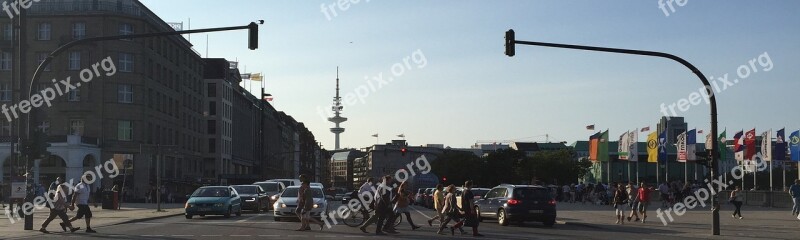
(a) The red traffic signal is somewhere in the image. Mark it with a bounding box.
[442,177,447,182]
[401,148,407,156]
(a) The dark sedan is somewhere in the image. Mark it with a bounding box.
[232,185,270,213]
[474,184,556,226]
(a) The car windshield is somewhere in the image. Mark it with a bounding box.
[513,188,550,200]
[281,187,324,198]
[232,186,257,194]
[192,188,230,197]
[256,183,280,192]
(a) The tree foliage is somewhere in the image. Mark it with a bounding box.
[430,148,591,187]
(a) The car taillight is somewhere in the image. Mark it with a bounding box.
[507,199,520,205]
[548,199,556,205]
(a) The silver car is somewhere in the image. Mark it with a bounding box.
[273,186,328,221]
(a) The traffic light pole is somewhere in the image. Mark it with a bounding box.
[505,29,721,235]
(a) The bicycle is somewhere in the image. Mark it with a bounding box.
[342,206,402,227]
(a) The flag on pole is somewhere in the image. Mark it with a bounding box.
[397,134,405,138]
[687,129,697,161]
[760,130,772,161]
[371,133,379,138]
[240,73,252,79]
[618,131,630,160]
[647,131,658,163]
[599,130,609,162]
[629,130,639,162]
[774,128,786,161]
[790,130,800,162]
[589,131,601,161]
[250,73,263,81]
[734,130,744,161]
[697,130,704,134]
[677,130,687,162]
[745,128,757,160]
[705,132,713,150]
[641,126,650,132]
[719,129,728,161]
[586,125,595,130]
[658,129,668,164]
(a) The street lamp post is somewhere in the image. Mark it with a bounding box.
[505,29,720,235]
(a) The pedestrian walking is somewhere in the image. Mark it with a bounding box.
[789,179,800,217]
[613,183,627,224]
[297,181,324,231]
[626,182,640,222]
[438,184,466,235]
[39,182,80,234]
[294,174,310,231]
[730,186,743,219]
[658,182,671,208]
[359,175,397,235]
[452,181,482,236]
[356,177,375,219]
[637,182,654,223]
[561,184,569,202]
[392,181,421,230]
[68,174,97,233]
[427,184,445,226]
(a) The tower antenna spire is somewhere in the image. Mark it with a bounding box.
[329,67,347,150]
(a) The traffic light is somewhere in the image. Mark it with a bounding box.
[442,177,447,182]
[248,22,259,50]
[505,29,515,57]
[401,148,407,156]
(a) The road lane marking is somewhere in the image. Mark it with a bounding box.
[410,206,432,219]
[172,235,194,237]
[236,215,261,222]
[230,235,251,237]
[201,235,222,237]
[259,235,280,237]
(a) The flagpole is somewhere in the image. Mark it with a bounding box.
[685,161,688,184]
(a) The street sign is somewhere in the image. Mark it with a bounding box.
[11,180,26,199]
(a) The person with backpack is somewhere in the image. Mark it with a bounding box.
[613,183,628,224]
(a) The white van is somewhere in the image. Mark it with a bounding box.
[266,179,301,188]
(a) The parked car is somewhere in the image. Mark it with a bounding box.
[474,184,556,226]
[423,188,435,208]
[273,186,328,221]
[414,188,427,205]
[456,187,491,209]
[253,181,285,210]
[184,186,243,219]
[231,185,270,213]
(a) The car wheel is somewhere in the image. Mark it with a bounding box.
[498,209,509,226]
[475,207,483,222]
[255,201,261,213]
[543,218,555,227]
[274,217,281,222]
[199,215,205,217]
[236,206,242,216]
[185,215,193,219]
[225,207,232,218]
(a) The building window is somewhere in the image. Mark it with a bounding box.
[208,139,216,153]
[72,22,86,40]
[37,23,51,40]
[119,53,134,72]
[67,88,80,102]
[207,83,216,97]
[37,52,51,71]
[0,83,10,102]
[119,23,133,38]
[208,101,216,116]
[0,52,11,70]
[69,119,84,136]
[118,84,133,103]
[118,120,132,141]
[0,121,10,136]
[37,121,50,134]
[3,23,11,41]
[207,120,216,134]
[68,51,81,70]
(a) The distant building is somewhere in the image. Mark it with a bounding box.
[329,149,366,189]
[509,142,569,157]
[353,140,443,188]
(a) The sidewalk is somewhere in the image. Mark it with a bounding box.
[556,201,799,239]
[1,203,184,239]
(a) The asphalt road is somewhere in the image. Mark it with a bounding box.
[8,202,778,240]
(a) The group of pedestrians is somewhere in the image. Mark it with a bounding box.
[357,175,422,235]
[39,175,97,234]
[432,181,482,236]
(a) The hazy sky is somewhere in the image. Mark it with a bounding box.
[140,0,799,149]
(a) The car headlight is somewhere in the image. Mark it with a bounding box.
[214,203,224,207]
[185,203,193,209]
[313,204,319,208]
[281,203,287,208]
[271,195,278,200]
